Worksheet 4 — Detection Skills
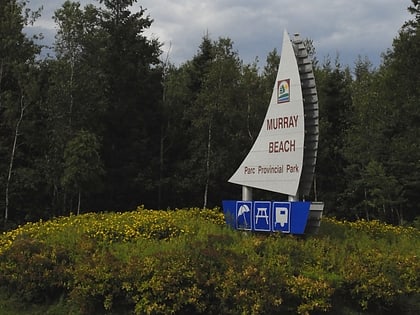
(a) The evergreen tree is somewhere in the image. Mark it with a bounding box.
[342,57,405,222]
[315,58,353,216]
[161,36,215,207]
[377,0,420,222]
[98,0,163,210]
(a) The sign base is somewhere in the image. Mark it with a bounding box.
[222,200,323,235]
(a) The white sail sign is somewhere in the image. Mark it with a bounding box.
[229,30,304,196]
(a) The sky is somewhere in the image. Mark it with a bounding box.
[26,0,413,69]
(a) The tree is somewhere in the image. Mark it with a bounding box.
[0,0,41,225]
[161,36,265,208]
[315,57,353,216]
[61,130,104,214]
[377,0,420,222]
[262,48,280,99]
[45,0,164,212]
[157,63,195,207]
[338,0,420,224]
[97,0,163,210]
[44,1,108,215]
[197,38,244,208]
[159,35,215,207]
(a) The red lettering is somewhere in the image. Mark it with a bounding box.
[244,166,256,174]
[266,115,299,130]
[286,164,299,173]
[268,140,296,153]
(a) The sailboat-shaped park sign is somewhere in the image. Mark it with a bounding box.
[222,30,324,234]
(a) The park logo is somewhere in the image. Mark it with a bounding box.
[277,79,290,103]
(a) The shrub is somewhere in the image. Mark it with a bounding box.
[0,236,71,304]
[0,209,419,314]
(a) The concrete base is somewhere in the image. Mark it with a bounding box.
[305,202,324,234]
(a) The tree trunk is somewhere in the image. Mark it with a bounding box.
[246,93,253,142]
[158,49,171,209]
[398,207,403,226]
[69,56,74,127]
[4,95,25,223]
[77,188,81,215]
[158,125,166,209]
[63,191,67,215]
[0,59,3,110]
[364,188,370,221]
[203,119,212,209]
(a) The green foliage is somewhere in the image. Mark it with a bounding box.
[162,36,266,207]
[315,59,353,216]
[0,237,71,304]
[0,209,419,314]
[1,0,420,240]
[62,130,104,193]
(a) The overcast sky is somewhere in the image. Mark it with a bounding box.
[26,0,413,69]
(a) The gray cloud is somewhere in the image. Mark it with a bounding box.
[26,0,412,68]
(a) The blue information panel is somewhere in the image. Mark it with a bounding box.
[222,200,310,234]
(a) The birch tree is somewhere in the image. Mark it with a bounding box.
[0,0,40,224]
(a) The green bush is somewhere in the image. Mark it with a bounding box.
[0,208,419,314]
[0,237,71,304]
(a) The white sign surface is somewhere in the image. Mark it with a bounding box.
[229,30,304,196]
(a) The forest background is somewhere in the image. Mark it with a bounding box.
[1,0,420,229]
